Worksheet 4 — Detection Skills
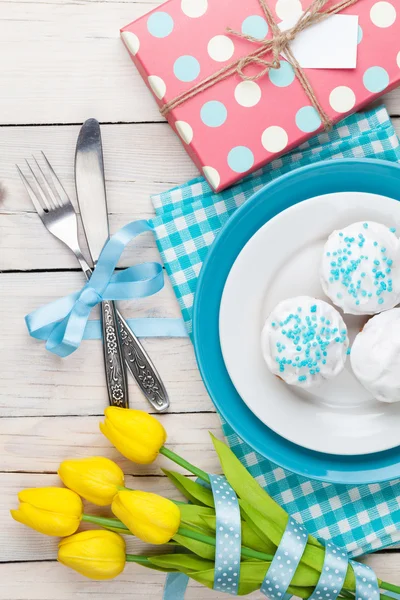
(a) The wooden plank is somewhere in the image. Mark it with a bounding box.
[0,272,213,416]
[3,117,400,270]
[0,0,400,125]
[0,412,222,474]
[0,122,197,270]
[0,554,399,600]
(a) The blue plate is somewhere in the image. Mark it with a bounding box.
[193,159,400,484]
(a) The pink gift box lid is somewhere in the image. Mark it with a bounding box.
[121,0,400,191]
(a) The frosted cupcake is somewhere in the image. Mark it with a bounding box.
[261,296,349,388]
[351,308,400,403]
[320,221,400,315]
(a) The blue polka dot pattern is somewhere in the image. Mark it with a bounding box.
[269,61,295,88]
[295,106,322,133]
[363,66,389,93]
[200,101,227,127]
[260,517,308,599]
[173,55,200,82]
[351,561,380,600]
[357,25,363,44]
[241,15,269,39]
[209,474,241,596]
[147,12,174,38]
[227,146,254,173]
[307,542,348,600]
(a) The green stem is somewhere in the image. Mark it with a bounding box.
[381,581,400,595]
[177,526,273,562]
[160,446,210,483]
[126,554,155,566]
[82,514,129,531]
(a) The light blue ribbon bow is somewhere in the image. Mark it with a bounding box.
[25,220,164,357]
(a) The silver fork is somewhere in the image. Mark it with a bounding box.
[17,153,170,412]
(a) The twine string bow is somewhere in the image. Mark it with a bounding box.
[160,0,359,131]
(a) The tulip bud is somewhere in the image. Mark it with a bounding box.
[58,457,125,506]
[10,487,83,537]
[100,407,167,464]
[58,530,126,580]
[112,490,180,545]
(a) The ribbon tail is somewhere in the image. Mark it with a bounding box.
[46,302,93,357]
[162,573,189,600]
[25,291,81,341]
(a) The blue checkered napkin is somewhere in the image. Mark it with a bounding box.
[149,106,400,557]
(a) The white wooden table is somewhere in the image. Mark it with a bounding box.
[1,1,400,598]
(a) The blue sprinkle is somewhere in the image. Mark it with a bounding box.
[337,293,343,299]
[390,227,396,233]
[374,260,380,266]
[310,305,317,313]
[381,247,386,253]
[298,375,307,382]
[271,322,276,327]
[374,241,378,247]
[378,297,384,305]
[346,348,351,355]
[363,223,368,229]
[339,232,344,236]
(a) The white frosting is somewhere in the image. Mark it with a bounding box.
[320,221,400,315]
[351,308,400,403]
[261,296,349,388]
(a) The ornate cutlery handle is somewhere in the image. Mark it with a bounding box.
[116,311,170,412]
[100,300,129,408]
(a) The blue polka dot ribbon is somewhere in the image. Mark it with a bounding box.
[209,474,241,595]
[307,541,349,600]
[351,560,380,600]
[260,517,308,599]
[25,220,164,357]
[163,484,381,600]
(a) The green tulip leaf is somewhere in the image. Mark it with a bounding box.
[163,469,214,507]
[201,514,276,555]
[173,528,215,560]
[179,504,215,530]
[149,553,213,574]
[211,434,322,550]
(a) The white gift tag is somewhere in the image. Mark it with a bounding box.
[279,14,359,69]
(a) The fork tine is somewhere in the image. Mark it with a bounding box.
[24,159,52,211]
[41,151,71,208]
[31,156,62,209]
[16,164,46,218]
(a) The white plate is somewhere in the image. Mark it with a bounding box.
[219,192,400,456]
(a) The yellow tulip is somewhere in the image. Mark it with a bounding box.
[100,407,167,464]
[58,457,125,506]
[112,490,180,545]
[10,487,82,537]
[58,530,126,580]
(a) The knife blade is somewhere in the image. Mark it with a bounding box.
[75,119,170,412]
[75,119,129,408]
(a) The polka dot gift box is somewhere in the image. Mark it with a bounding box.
[121,0,400,191]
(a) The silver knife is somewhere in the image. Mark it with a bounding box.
[75,119,170,412]
[75,119,129,408]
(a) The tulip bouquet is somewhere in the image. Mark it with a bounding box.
[10,408,400,597]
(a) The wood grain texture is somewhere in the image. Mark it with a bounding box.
[0,272,212,416]
[0,555,399,600]
[0,413,222,474]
